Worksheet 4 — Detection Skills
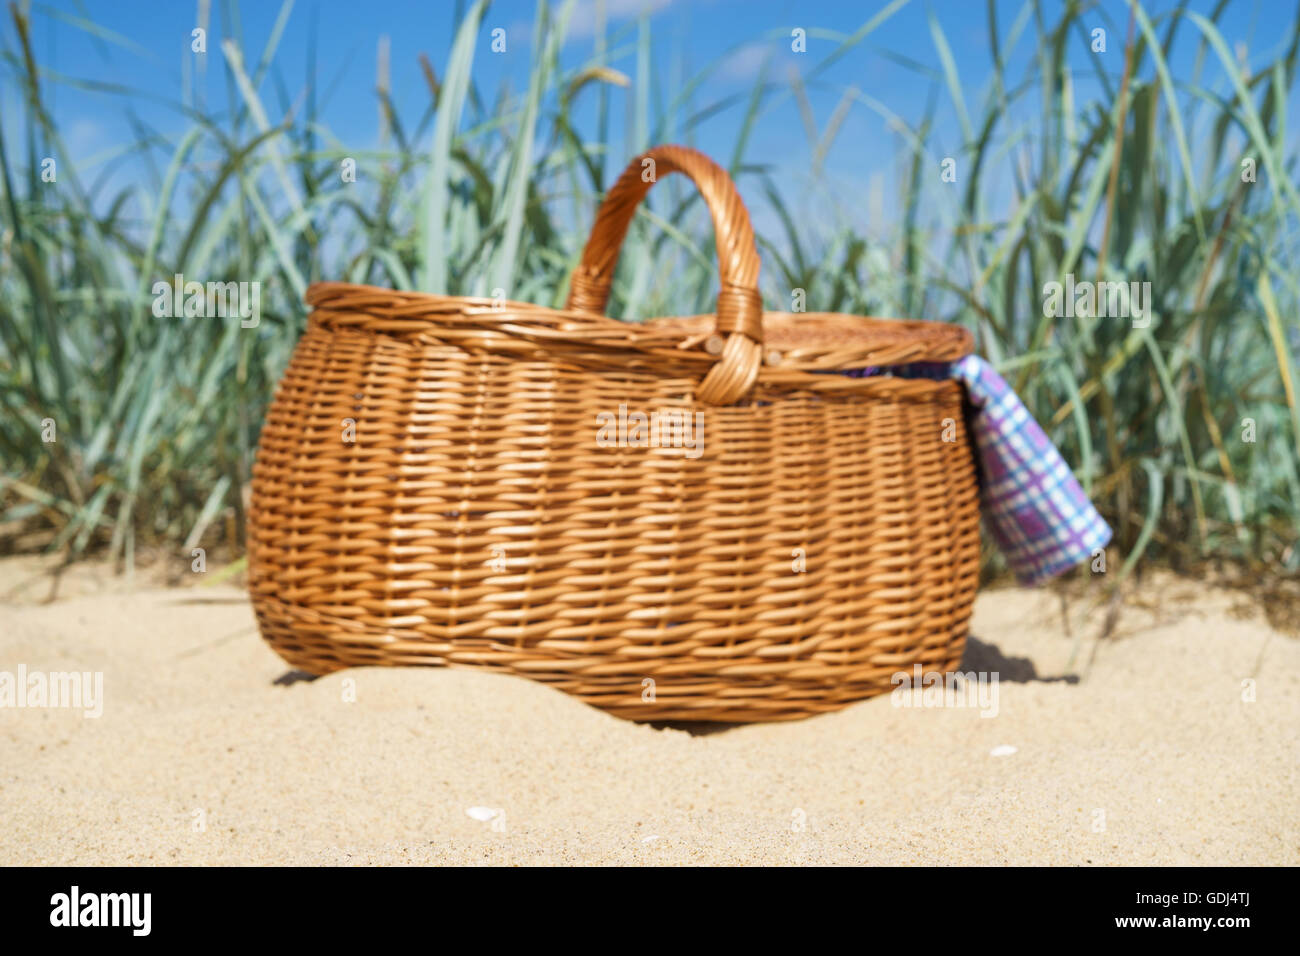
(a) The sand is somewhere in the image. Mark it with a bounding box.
[1,556,1296,866]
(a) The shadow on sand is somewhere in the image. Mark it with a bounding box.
[648,634,1079,737]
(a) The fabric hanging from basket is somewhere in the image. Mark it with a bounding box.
[843,355,1112,585]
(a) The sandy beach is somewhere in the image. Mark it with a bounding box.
[2,556,1296,866]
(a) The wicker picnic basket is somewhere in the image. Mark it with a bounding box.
[248,145,980,722]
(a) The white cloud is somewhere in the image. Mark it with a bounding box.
[550,0,678,42]
[718,42,771,81]
[63,117,112,165]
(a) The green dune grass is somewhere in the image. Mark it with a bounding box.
[1,0,1297,583]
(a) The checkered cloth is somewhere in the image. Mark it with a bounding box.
[843,355,1112,585]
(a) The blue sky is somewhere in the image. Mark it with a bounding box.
[6,0,1298,236]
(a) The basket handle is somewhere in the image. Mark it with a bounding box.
[566,145,763,405]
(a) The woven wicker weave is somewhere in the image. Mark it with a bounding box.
[249,145,981,722]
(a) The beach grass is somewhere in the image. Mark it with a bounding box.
[1,0,1297,580]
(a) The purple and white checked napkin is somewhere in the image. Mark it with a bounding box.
[844,355,1112,585]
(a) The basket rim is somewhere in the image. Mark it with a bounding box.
[304,281,974,372]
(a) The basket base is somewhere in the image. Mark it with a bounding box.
[253,595,969,723]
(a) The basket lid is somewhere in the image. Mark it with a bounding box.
[304,284,971,369]
[646,311,972,368]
